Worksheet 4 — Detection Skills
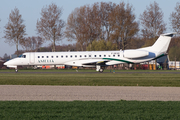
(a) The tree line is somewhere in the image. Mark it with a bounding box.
[1,1,180,60]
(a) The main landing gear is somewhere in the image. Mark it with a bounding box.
[99,68,104,73]
[96,65,104,73]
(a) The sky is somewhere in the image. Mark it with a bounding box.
[0,0,179,57]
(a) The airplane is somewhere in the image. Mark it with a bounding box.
[4,32,176,73]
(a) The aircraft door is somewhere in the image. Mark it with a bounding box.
[29,53,35,64]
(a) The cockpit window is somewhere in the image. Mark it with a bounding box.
[18,55,23,58]
[19,55,26,58]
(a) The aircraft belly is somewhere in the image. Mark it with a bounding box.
[106,61,124,65]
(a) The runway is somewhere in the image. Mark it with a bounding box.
[1,71,180,74]
[0,85,180,101]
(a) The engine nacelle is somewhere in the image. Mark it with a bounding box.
[124,50,149,59]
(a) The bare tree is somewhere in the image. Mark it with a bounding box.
[99,2,116,41]
[3,53,10,60]
[37,3,65,52]
[65,2,138,51]
[140,1,166,45]
[21,36,43,52]
[110,2,139,50]
[65,7,88,51]
[170,2,180,35]
[65,4,102,51]
[86,3,102,47]
[4,7,26,56]
[169,2,180,64]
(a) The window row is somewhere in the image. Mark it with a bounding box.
[38,54,120,58]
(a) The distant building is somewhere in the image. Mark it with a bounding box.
[169,61,180,70]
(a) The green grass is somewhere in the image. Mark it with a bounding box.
[1,70,180,119]
[0,69,180,86]
[0,101,180,120]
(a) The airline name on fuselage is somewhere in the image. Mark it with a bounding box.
[38,59,54,63]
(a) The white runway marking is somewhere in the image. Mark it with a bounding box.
[0,85,180,101]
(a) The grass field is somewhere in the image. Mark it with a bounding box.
[0,69,180,86]
[1,69,180,119]
[0,101,180,120]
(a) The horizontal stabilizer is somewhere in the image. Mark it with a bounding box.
[161,32,177,37]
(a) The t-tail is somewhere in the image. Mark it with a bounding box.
[141,32,177,57]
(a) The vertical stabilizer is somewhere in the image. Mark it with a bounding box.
[150,33,176,54]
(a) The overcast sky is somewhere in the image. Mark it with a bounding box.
[0,0,179,57]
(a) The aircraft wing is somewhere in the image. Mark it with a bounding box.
[63,59,109,67]
[82,59,109,66]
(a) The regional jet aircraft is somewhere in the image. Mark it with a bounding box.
[4,33,176,72]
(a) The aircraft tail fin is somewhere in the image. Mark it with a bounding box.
[150,33,176,54]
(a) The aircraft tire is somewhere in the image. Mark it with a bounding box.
[99,69,104,73]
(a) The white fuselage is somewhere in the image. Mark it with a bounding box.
[4,32,176,72]
[4,50,157,67]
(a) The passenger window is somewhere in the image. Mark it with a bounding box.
[80,55,82,57]
[38,56,40,58]
[61,56,63,58]
[51,56,53,58]
[108,55,110,57]
[75,55,77,57]
[118,55,120,57]
[70,55,72,58]
[47,56,49,58]
[113,55,115,57]
[89,55,91,57]
[104,55,106,57]
[23,55,26,58]
[56,56,58,58]
[94,55,96,57]
[99,55,101,57]
[84,55,86,57]
[42,56,44,58]
[66,55,68,58]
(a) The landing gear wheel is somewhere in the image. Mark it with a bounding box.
[99,69,104,73]
[15,69,18,73]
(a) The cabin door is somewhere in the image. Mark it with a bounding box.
[29,53,35,64]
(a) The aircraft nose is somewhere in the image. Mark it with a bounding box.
[4,60,13,66]
[3,59,18,69]
[4,61,8,66]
